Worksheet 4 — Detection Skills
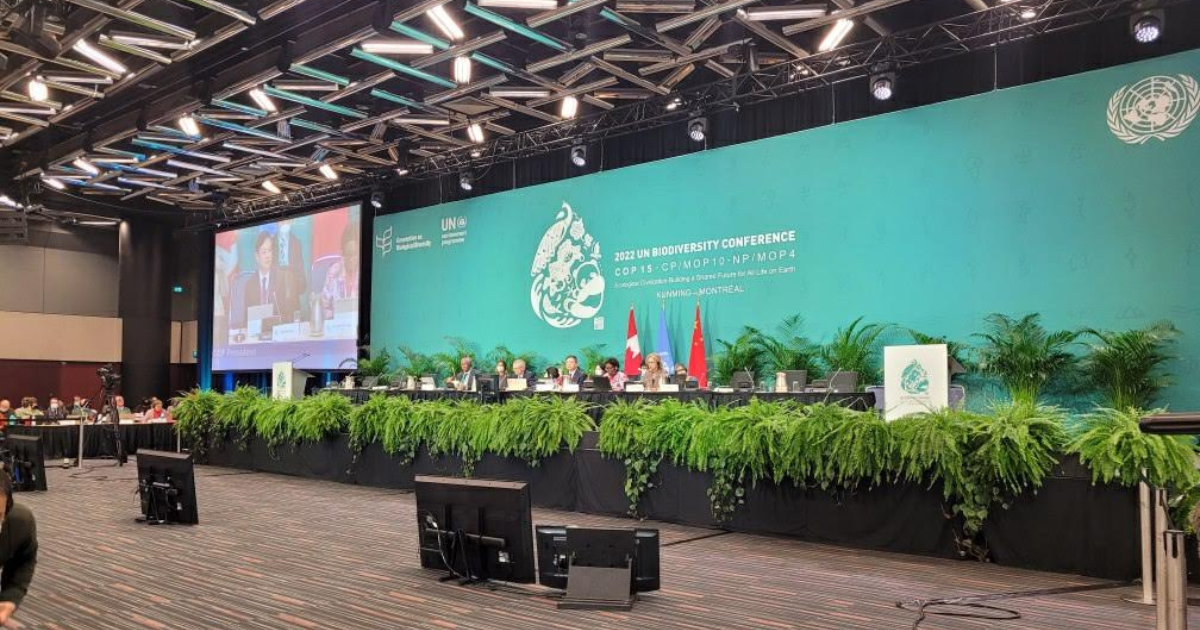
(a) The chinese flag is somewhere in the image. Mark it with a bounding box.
[688,302,708,388]
[625,305,642,376]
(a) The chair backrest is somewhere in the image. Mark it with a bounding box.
[310,255,343,294]
[228,271,255,330]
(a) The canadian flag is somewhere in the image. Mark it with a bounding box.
[624,305,642,375]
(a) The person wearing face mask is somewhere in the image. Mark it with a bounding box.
[0,470,38,626]
[44,398,67,422]
[0,401,14,424]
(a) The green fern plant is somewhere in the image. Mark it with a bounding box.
[172,388,221,461]
[749,315,822,377]
[599,399,658,516]
[890,407,978,500]
[379,396,422,464]
[974,313,1080,405]
[823,407,892,490]
[638,398,706,464]
[214,386,269,448]
[255,398,298,449]
[1081,322,1179,410]
[291,391,352,442]
[492,396,596,466]
[1068,407,1197,489]
[348,394,390,453]
[820,317,887,384]
[772,402,843,488]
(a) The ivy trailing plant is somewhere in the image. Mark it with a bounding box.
[171,388,221,462]
[974,313,1080,405]
[1067,406,1197,490]
[1081,321,1179,411]
[820,317,888,385]
[291,391,352,443]
[599,399,657,517]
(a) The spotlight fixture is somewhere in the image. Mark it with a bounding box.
[262,180,281,194]
[248,87,277,112]
[319,163,338,180]
[453,56,472,84]
[870,72,895,101]
[570,141,587,167]
[370,190,383,209]
[666,96,683,111]
[73,157,100,175]
[1130,10,1163,43]
[427,5,465,41]
[42,176,65,190]
[361,39,435,55]
[178,114,201,137]
[687,115,707,142]
[467,123,485,144]
[27,78,48,102]
[459,170,474,191]
[72,39,128,75]
[817,18,854,52]
[1019,6,1036,19]
[395,167,410,176]
[560,95,579,119]
[470,149,482,158]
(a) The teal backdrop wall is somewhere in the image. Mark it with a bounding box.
[371,49,1200,409]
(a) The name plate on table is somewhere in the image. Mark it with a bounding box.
[324,316,356,338]
[248,319,263,337]
[421,383,436,391]
[625,383,645,393]
[271,323,300,342]
[659,384,680,393]
[507,379,528,391]
[536,382,555,392]
[561,383,580,393]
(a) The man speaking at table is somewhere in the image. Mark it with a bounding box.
[562,355,587,386]
[0,470,37,626]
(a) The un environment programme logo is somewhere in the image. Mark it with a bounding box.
[530,202,605,329]
[900,359,930,396]
[1107,74,1199,144]
[375,226,393,258]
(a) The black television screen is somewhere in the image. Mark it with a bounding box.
[535,525,660,593]
[4,435,47,492]
[136,450,198,525]
[415,475,535,584]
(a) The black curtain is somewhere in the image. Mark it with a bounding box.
[119,217,174,404]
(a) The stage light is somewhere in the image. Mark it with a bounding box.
[467,123,485,144]
[479,0,558,9]
[570,141,587,167]
[0,195,18,209]
[248,88,277,112]
[742,4,825,20]
[817,18,854,52]
[453,56,472,84]
[470,149,483,158]
[459,170,474,191]
[687,116,707,142]
[72,39,128,75]
[428,5,464,41]
[27,78,48,102]
[870,72,895,101]
[666,96,682,111]
[73,157,100,175]
[560,95,579,119]
[262,180,281,194]
[396,167,410,176]
[1131,11,1163,43]
[318,163,338,180]
[370,190,383,208]
[490,87,552,99]
[361,39,435,55]
[42,176,65,190]
[1019,6,1036,19]
[178,114,201,137]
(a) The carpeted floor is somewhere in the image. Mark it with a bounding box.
[4,457,1186,629]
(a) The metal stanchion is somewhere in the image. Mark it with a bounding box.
[1162,530,1187,630]
[1155,488,1170,630]
[1125,480,1155,605]
[76,420,85,468]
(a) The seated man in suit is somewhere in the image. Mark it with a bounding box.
[242,231,299,328]
[44,398,67,421]
[446,356,478,390]
[510,359,534,387]
[562,355,587,387]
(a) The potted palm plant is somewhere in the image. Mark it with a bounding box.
[974,313,1079,405]
[819,316,888,385]
[1081,321,1178,411]
[749,314,822,380]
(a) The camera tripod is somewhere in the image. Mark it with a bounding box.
[79,383,126,467]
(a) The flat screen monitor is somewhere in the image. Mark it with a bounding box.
[535,526,660,593]
[136,450,198,525]
[781,370,807,391]
[415,475,535,584]
[4,435,46,492]
[731,370,756,391]
[212,203,362,371]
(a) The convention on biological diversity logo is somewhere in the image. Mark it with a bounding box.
[529,202,605,329]
[900,359,930,395]
[1107,74,1199,144]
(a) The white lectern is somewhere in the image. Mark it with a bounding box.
[272,361,312,400]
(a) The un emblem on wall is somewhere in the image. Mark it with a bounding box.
[530,202,605,329]
[1107,74,1200,144]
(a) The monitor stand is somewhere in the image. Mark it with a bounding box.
[557,560,635,611]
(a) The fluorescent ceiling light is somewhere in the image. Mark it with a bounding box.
[178,114,201,137]
[72,38,129,75]
[818,18,854,52]
[42,177,66,190]
[0,105,56,115]
[394,116,451,126]
[73,157,100,175]
[43,72,113,84]
[361,39,435,55]
[478,0,557,9]
[0,195,19,208]
[489,87,552,99]
[318,163,338,180]
[27,79,49,102]
[453,56,472,84]
[248,88,277,112]
[78,219,119,226]
[467,123,484,143]
[560,95,578,118]
[262,180,282,194]
[741,4,825,20]
[615,0,695,12]
[272,80,338,92]
[427,5,464,41]
[108,31,190,50]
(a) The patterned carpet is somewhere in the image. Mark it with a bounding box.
[2,457,1186,629]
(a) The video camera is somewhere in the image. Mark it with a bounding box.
[97,364,121,391]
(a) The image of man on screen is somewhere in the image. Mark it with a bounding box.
[242,232,299,328]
